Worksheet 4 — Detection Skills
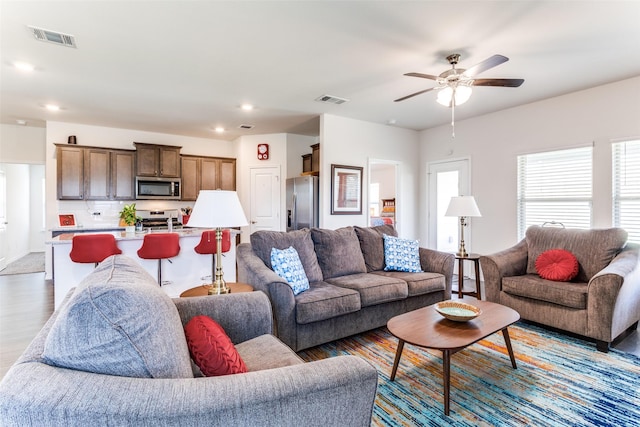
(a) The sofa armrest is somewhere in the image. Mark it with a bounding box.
[587,243,640,342]
[0,355,377,427]
[237,243,291,297]
[479,239,528,302]
[173,292,273,344]
[419,248,455,298]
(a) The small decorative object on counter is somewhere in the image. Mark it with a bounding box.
[181,206,192,225]
[68,135,77,144]
[119,203,140,233]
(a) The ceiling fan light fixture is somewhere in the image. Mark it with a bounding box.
[437,85,472,107]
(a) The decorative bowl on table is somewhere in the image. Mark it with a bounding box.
[435,300,481,322]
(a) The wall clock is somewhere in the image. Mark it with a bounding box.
[257,143,269,160]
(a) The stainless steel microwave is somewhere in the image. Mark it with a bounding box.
[135,177,181,200]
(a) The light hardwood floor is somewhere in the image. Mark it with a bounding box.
[0,274,638,380]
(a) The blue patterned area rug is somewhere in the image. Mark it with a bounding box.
[298,323,640,426]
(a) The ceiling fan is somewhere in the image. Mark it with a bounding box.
[395,53,524,136]
[395,53,524,104]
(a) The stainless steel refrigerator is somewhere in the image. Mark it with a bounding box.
[286,176,319,231]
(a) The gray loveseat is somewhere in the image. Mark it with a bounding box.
[0,255,378,426]
[480,225,640,352]
[237,225,455,351]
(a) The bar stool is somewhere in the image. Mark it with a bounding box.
[194,229,231,281]
[69,234,122,267]
[137,233,180,285]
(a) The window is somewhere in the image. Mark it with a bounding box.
[612,140,640,243]
[517,146,592,239]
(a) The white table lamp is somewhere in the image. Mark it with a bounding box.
[445,196,482,257]
[186,190,248,294]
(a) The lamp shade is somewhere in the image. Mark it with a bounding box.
[445,196,482,217]
[186,190,248,228]
[437,85,473,107]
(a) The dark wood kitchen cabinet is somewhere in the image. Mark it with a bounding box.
[57,145,134,200]
[57,145,84,200]
[180,155,236,201]
[134,142,181,178]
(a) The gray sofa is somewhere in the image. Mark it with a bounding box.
[237,225,455,351]
[480,225,640,352]
[0,255,378,426]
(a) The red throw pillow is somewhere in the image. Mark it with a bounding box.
[535,249,579,282]
[184,315,247,377]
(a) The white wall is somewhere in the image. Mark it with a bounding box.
[419,76,640,255]
[1,164,30,262]
[320,114,420,238]
[235,133,288,241]
[29,165,46,251]
[370,164,397,201]
[0,124,46,260]
[286,134,318,178]
[0,124,46,164]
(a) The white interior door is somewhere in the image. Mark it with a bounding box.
[249,167,281,234]
[428,159,470,252]
[0,170,7,270]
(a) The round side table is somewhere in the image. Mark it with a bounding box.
[180,282,253,297]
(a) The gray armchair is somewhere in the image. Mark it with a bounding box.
[0,255,378,426]
[480,225,640,352]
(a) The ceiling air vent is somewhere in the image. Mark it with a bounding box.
[238,124,254,130]
[315,94,349,105]
[28,26,77,48]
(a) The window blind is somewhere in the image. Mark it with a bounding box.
[517,146,592,239]
[612,140,640,243]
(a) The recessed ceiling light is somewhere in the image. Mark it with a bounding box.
[45,104,60,111]
[14,62,34,72]
[16,119,27,125]
[214,127,225,133]
[241,104,254,111]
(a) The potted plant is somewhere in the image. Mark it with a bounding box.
[119,203,140,233]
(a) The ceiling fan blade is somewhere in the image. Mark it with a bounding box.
[462,54,509,77]
[394,87,435,102]
[404,72,438,80]
[472,78,524,87]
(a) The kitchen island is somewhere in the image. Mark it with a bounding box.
[49,229,239,308]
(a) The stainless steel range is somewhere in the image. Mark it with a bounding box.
[136,209,181,230]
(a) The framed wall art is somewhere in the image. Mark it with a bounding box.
[331,164,363,215]
[58,214,76,227]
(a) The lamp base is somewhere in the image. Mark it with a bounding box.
[207,279,230,295]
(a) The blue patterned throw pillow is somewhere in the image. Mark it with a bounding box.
[383,234,423,273]
[270,246,310,295]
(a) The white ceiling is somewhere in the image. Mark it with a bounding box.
[2,1,640,141]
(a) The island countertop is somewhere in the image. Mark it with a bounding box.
[49,229,239,308]
[49,228,206,243]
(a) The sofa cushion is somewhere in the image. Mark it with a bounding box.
[295,281,361,324]
[354,224,397,272]
[525,225,627,282]
[383,234,423,273]
[270,246,310,295]
[184,315,247,377]
[311,227,367,279]
[326,273,408,307]
[235,334,304,371]
[251,228,323,282]
[42,255,193,379]
[502,274,588,309]
[535,249,579,282]
[372,271,445,296]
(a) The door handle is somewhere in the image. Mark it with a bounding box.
[251,221,257,224]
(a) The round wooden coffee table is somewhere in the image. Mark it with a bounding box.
[387,300,520,416]
[180,282,253,297]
